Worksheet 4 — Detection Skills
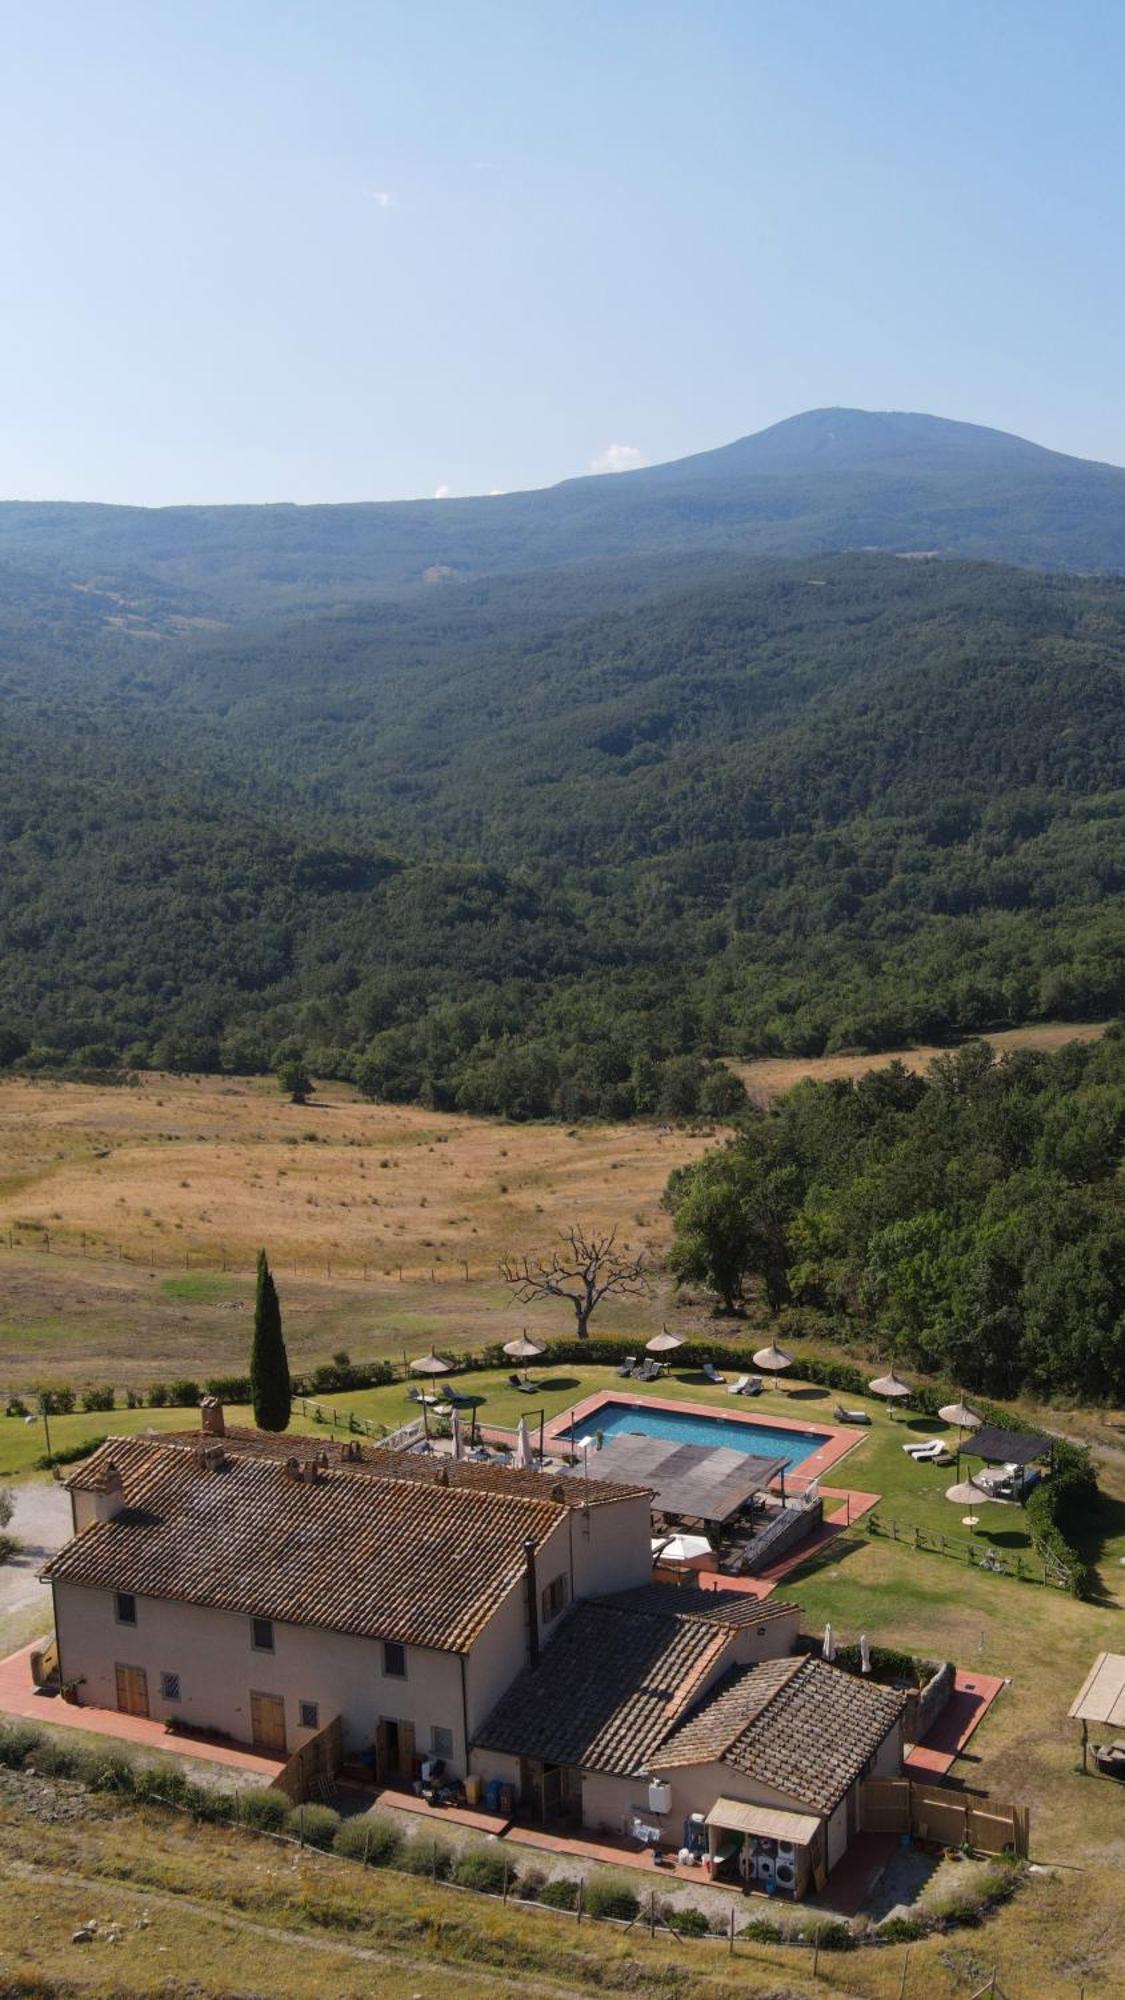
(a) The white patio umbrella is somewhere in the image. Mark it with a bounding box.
[514,1415,533,1470]
[646,1328,685,1355]
[867,1366,912,1418]
[858,1633,872,1676]
[653,1532,712,1565]
[821,1622,836,1663]
[753,1342,794,1378]
[411,1349,452,1377]
[450,1408,464,1461]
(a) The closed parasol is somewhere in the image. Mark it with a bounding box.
[514,1415,533,1470]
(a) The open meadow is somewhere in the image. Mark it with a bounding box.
[0,1070,721,1389]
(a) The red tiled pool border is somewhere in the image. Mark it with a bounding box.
[543,1389,866,1484]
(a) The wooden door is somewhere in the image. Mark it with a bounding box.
[115,1663,149,1718]
[398,1720,416,1780]
[250,1691,288,1754]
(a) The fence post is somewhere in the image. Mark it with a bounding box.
[899,1945,910,1997]
[502,1857,509,1903]
[649,1890,655,1937]
[729,1906,735,1954]
[576,1879,583,1923]
[432,1838,438,1881]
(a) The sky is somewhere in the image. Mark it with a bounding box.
[2,0,1124,505]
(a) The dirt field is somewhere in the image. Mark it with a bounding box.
[731,1019,1109,1103]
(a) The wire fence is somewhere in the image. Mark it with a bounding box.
[0,1225,487,1286]
[866,1511,1069,1588]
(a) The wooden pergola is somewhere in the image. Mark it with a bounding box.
[1068,1652,1125,1771]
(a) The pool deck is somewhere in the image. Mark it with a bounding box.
[545,1389,865,1485]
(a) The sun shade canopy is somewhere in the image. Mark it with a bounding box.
[752,1344,794,1372]
[1068,1653,1125,1728]
[868,1369,911,1398]
[646,1330,686,1353]
[410,1350,453,1375]
[502,1335,545,1361]
[964,1426,1051,1466]
[573,1433,787,1524]
[704,1798,822,1845]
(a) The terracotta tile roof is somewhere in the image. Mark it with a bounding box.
[153,1426,650,1509]
[651,1655,906,1814]
[601,1584,799,1630]
[49,1435,563,1653]
[473,1600,736,1777]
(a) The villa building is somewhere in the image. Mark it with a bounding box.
[40,1401,905,1894]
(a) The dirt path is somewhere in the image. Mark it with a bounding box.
[0,1479,71,1634]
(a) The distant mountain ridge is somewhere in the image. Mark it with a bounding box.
[3,408,1125,617]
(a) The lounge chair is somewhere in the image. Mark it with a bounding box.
[727,1374,751,1395]
[516,1378,540,1393]
[632,1358,659,1384]
[902,1439,946,1460]
[702,1360,726,1384]
[443,1385,473,1407]
[834,1405,871,1425]
[616,1356,637,1378]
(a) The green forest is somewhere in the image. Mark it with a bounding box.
[0,546,1123,1116]
[665,1031,1125,1402]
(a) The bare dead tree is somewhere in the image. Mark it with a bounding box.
[498,1225,650,1340]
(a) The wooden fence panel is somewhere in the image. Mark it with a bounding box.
[276,1714,342,1803]
[860,1779,1027,1857]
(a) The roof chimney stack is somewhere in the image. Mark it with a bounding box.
[92,1461,126,1524]
[200,1397,225,1438]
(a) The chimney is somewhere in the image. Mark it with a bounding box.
[284,1457,302,1480]
[92,1461,126,1524]
[197,1441,227,1472]
[200,1397,225,1438]
[524,1538,540,1668]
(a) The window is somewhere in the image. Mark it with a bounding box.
[160,1671,181,1702]
[431,1725,454,1759]
[299,1700,319,1731]
[540,1574,569,1623]
[251,1617,274,1652]
[383,1640,406,1678]
[114,1592,137,1625]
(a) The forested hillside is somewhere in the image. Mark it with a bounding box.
[0,544,1122,1116]
[665,1030,1125,1402]
[3,408,1125,615]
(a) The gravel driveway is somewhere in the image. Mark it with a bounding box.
[1,1478,72,1641]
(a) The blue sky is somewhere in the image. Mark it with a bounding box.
[2,0,1124,503]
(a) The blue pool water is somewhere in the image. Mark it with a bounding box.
[562,1399,828,1473]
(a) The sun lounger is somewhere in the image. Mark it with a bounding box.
[634,1359,661,1383]
[834,1405,871,1425]
[616,1356,638,1378]
[516,1378,540,1393]
[902,1439,946,1460]
[1094,1741,1125,1779]
[443,1385,473,1406]
[702,1361,726,1384]
[727,1374,751,1394]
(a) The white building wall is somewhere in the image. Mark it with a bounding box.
[825,1797,848,1868]
[53,1580,469,1769]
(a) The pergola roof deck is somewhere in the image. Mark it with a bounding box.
[570,1433,788,1525]
[1069,1652,1125,1729]
[963,1425,1052,1466]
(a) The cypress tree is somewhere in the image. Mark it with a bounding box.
[250,1248,291,1431]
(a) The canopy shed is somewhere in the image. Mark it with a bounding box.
[577,1433,787,1526]
[964,1426,1051,1466]
[1068,1652,1125,1771]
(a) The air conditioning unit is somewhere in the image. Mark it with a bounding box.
[755,1853,776,1885]
[775,1840,797,1863]
[774,1856,797,1891]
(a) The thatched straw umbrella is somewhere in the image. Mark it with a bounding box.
[867,1366,912,1419]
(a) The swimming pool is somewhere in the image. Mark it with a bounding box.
[559,1398,830,1474]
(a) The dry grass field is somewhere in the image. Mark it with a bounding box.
[731,1019,1109,1103]
[0,1072,721,1387]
